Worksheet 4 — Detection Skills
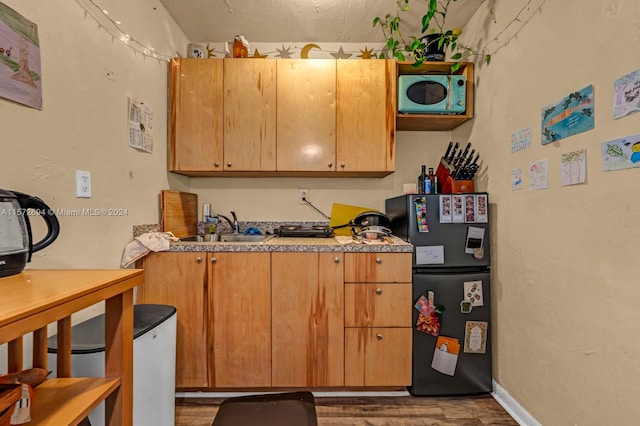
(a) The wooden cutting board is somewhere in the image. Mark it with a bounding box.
[160,190,198,238]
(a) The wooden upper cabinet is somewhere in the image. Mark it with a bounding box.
[337,60,396,174]
[276,59,337,172]
[136,252,209,388]
[223,59,277,171]
[169,58,224,172]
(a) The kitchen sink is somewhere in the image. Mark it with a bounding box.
[220,234,274,242]
[178,234,274,243]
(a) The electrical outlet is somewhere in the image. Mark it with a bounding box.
[76,170,92,198]
[298,188,309,204]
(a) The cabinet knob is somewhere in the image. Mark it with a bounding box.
[334,257,340,263]
[328,162,333,168]
[195,256,202,263]
[227,162,232,167]
[214,162,220,167]
[376,333,383,340]
[211,257,217,263]
[376,257,382,264]
[376,288,382,295]
[340,162,345,168]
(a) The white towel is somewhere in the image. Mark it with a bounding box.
[121,232,179,268]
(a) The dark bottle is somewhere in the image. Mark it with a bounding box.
[428,167,436,194]
[418,165,427,194]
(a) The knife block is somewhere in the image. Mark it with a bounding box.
[436,158,474,194]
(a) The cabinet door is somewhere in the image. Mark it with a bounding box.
[345,284,412,327]
[136,252,209,388]
[272,252,344,386]
[345,327,412,386]
[276,59,336,172]
[336,60,396,173]
[344,253,412,283]
[169,58,224,172]
[223,59,276,171]
[209,252,271,387]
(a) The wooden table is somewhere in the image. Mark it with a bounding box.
[0,269,144,426]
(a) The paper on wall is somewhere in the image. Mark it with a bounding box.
[128,96,154,153]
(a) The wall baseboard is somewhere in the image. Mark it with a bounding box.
[491,380,541,426]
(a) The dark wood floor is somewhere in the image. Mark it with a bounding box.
[175,395,518,425]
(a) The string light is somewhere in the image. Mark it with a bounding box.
[482,0,547,56]
[75,0,176,62]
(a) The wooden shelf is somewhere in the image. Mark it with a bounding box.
[396,61,474,131]
[30,378,120,425]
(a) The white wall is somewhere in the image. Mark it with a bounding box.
[460,0,640,424]
[1,0,189,272]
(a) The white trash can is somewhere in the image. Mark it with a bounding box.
[48,304,177,426]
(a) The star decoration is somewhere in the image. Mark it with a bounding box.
[358,46,374,59]
[206,43,216,58]
[252,49,269,58]
[276,44,293,58]
[331,46,352,59]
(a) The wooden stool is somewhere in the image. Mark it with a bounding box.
[212,391,317,426]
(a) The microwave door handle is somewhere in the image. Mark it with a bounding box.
[447,76,453,111]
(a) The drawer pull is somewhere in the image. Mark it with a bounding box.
[376,288,382,295]
[214,162,220,167]
[376,333,383,340]
[334,257,340,263]
[211,257,217,263]
[328,162,333,168]
[227,162,232,167]
[376,257,382,264]
[195,257,202,263]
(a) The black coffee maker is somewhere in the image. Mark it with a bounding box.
[0,189,60,277]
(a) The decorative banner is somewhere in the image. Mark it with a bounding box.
[602,133,640,172]
[613,69,640,119]
[529,159,548,190]
[512,168,523,191]
[561,148,586,186]
[511,125,532,153]
[541,85,594,144]
[0,2,42,109]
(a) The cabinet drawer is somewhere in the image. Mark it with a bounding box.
[344,253,412,283]
[344,284,411,327]
[344,327,412,386]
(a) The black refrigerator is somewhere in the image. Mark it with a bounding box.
[386,193,492,396]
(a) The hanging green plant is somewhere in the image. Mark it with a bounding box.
[373,0,491,72]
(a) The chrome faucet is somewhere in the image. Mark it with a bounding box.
[215,211,240,234]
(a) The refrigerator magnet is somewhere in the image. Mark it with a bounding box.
[414,198,429,232]
[431,336,460,376]
[464,226,485,255]
[439,195,452,223]
[464,280,484,306]
[460,300,473,313]
[464,194,477,223]
[452,195,464,223]
[476,194,488,223]
[464,321,488,353]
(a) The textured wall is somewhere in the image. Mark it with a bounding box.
[459,0,640,424]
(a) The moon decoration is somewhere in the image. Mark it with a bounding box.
[300,43,321,59]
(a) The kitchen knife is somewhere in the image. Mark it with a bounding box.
[443,141,454,160]
[447,142,459,163]
[471,152,480,166]
[458,142,472,166]
[463,149,475,168]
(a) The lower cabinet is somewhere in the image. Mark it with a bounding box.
[344,253,413,386]
[209,252,271,387]
[139,250,412,390]
[136,252,209,388]
[271,252,344,386]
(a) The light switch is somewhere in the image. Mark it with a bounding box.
[76,170,92,198]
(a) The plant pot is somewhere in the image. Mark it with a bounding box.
[421,33,445,62]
